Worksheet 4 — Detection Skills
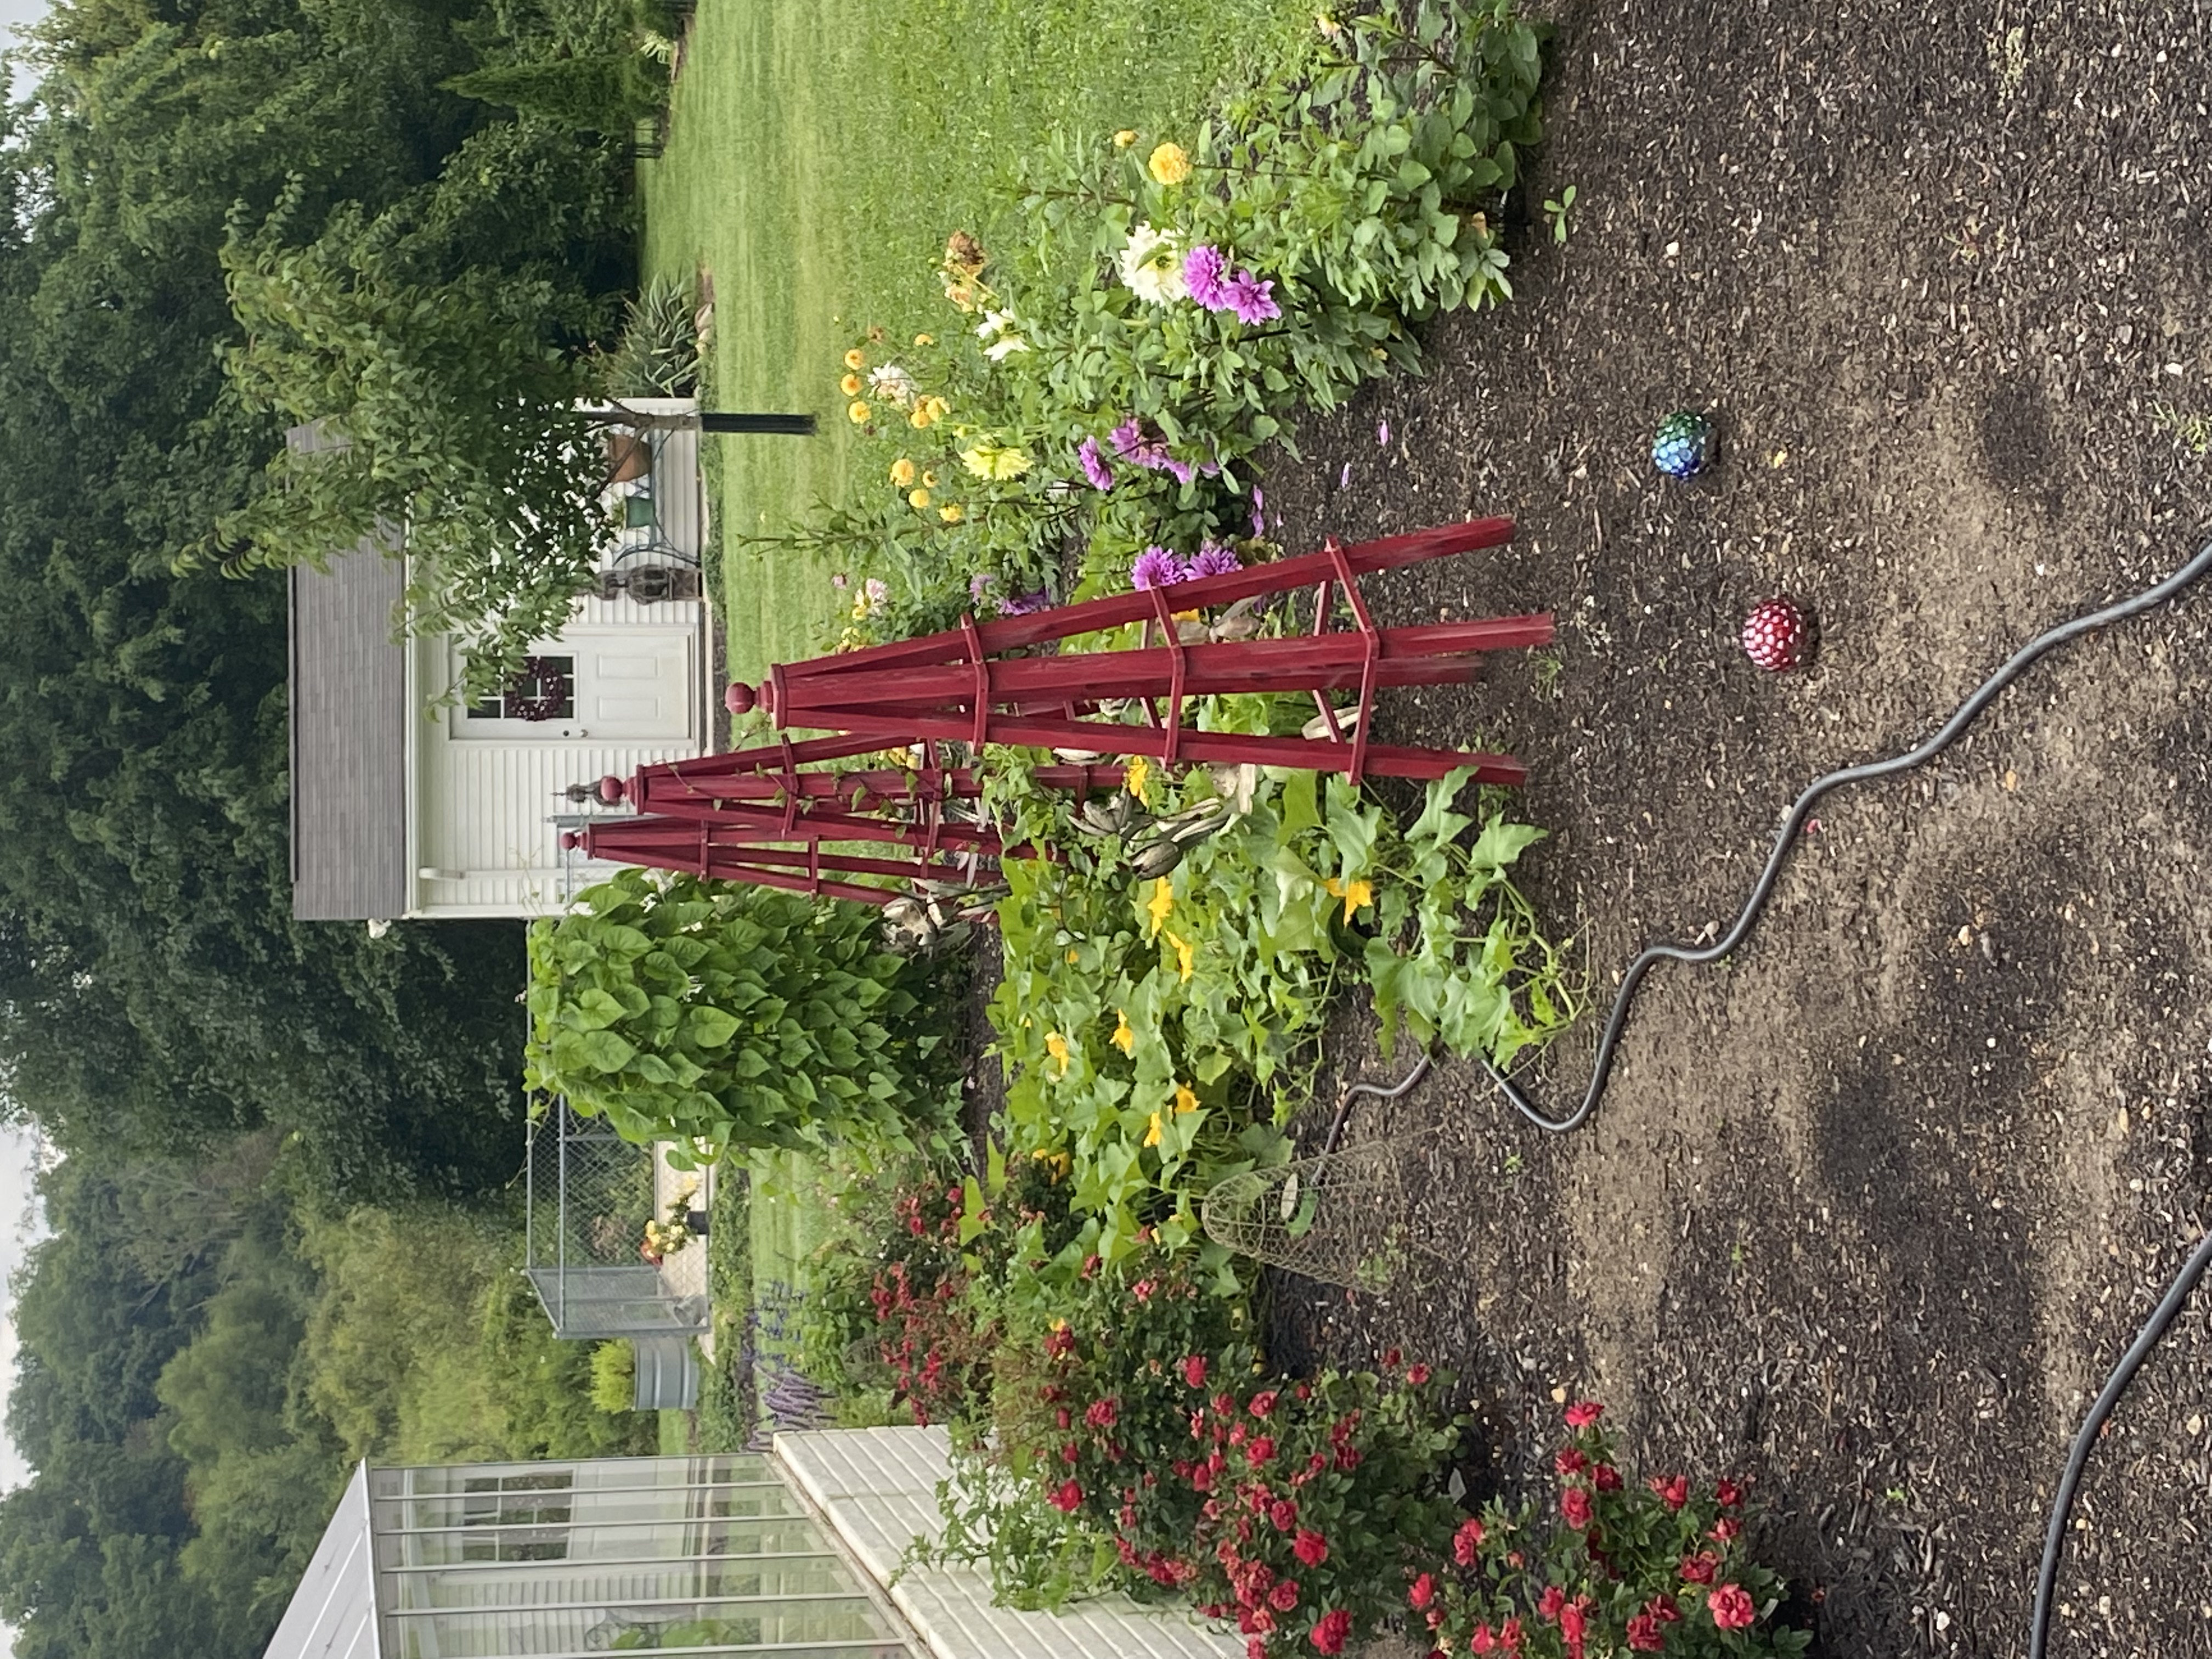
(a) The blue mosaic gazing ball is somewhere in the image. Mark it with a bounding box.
[1652,411,1714,479]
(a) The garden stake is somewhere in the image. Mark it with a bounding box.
[579,517,1556,904]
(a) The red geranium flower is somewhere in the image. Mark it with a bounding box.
[1708,1584,1756,1630]
[1269,1498,1298,1531]
[1293,1528,1329,1566]
[1679,1552,1719,1585]
[1213,1392,1238,1416]
[1592,1464,1622,1492]
[1498,1618,1523,1652]
[1564,1400,1604,1429]
[1269,1579,1299,1612]
[1048,1479,1082,1513]
[1555,1447,1589,1476]
[1716,1478,1744,1508]
[1650,1474,1689,1511]
[1559,1600,1588,1659]
[1624,1613,1665,1653]
[1453,1517,1486,1566]
[1560,1487,1593,1529]
[1381,1347,1402,1367]
[1406,1362,1431,1386]
[1044,1327,1076,1358]
[1536,1585,1566,1620]
[1309,1609,1351,1656]
[1644,1595,1683,1626]
[1250,1390,1279,1418]
[1246,1436,1277,1467]
[1183,1355,1208,1387]
[1190,1463,1214,1493]
[1333,1443,1362,1472]
[1060,1441,1079,1463]
[1086,1398,1119,1430]
[1470,1626,1496,1654]
[1709,1515,1741,1544]
[1408,1573,1435,1611]
[1246,1640,1266,1659]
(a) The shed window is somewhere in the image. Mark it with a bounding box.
[466,656,576,723]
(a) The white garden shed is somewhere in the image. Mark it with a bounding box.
[266,1434,1243,1659]
[288,401,715,922]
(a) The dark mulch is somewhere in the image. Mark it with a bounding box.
[1256,1,2212,1653]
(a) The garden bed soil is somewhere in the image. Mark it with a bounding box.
[1252,1,2212,1654]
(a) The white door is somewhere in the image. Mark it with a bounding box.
[449,628,696,743]
[569,629,696,742]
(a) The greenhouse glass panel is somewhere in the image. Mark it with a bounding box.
[292,1455,913,1659]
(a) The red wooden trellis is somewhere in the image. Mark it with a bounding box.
[567,517,1551,905]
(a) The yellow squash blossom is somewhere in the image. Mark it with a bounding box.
[847,400,871,425]
[1113,129,1138,148]
[908,488,933,510]
[840,372,863,396]
[889,458,918,488]
[1143,1111,1164,1148]
[938,504,964,523]
[922,470,939,488]
[843,347,867,370]
[1148,142,1192,185]
[1045,1031,1071,1077]
[909,407,935,429]
[1165,929,1195,983]
[1110,1009,1135,1054]
[1145,877,1175,937]
[1124,753,1153,805]
[1325,875,1375,922]
[1173,1082,1198,1114]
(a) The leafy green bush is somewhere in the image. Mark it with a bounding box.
[601,276,703,397]
[524,870,954,1161]
[443,55,665,133]
[589,1341,637,1414]
[986,760,1573,1267]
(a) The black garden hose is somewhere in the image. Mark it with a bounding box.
[1371,534,2212,1654]
[1476,533,2212,1136]
[2028,1221,2212,1659]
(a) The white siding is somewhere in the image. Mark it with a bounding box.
[405,622,707,919]
[775,1429,1244,1659]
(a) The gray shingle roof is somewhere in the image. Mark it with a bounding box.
[290,543,408,921]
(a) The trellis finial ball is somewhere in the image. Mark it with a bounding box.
[559,831,583,851]
[723,682,757,714]
[596,775,626,804]
[1652,411,1715,479]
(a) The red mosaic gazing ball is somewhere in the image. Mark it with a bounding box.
[1741,597,1808,671]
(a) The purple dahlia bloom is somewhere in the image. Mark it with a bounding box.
[1183,244,1232,309]
[1077,436,1114,492]
[969,572,996,601]
[1108,416,1147,460]
[1184,540,1242,579]
[997,588,1051,616]
[1223,269,1281,326]
[1130,546,1187,590]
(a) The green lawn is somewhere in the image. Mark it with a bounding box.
[640,0,1316,682]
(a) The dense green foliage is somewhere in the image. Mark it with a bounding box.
[0,1156,654,1659]
[0,0,660,1197]
[524,870,956,1159]
[0,4,656,1657]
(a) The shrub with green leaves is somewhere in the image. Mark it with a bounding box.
[985,759,1574,1268]
[524,870,952,1161]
